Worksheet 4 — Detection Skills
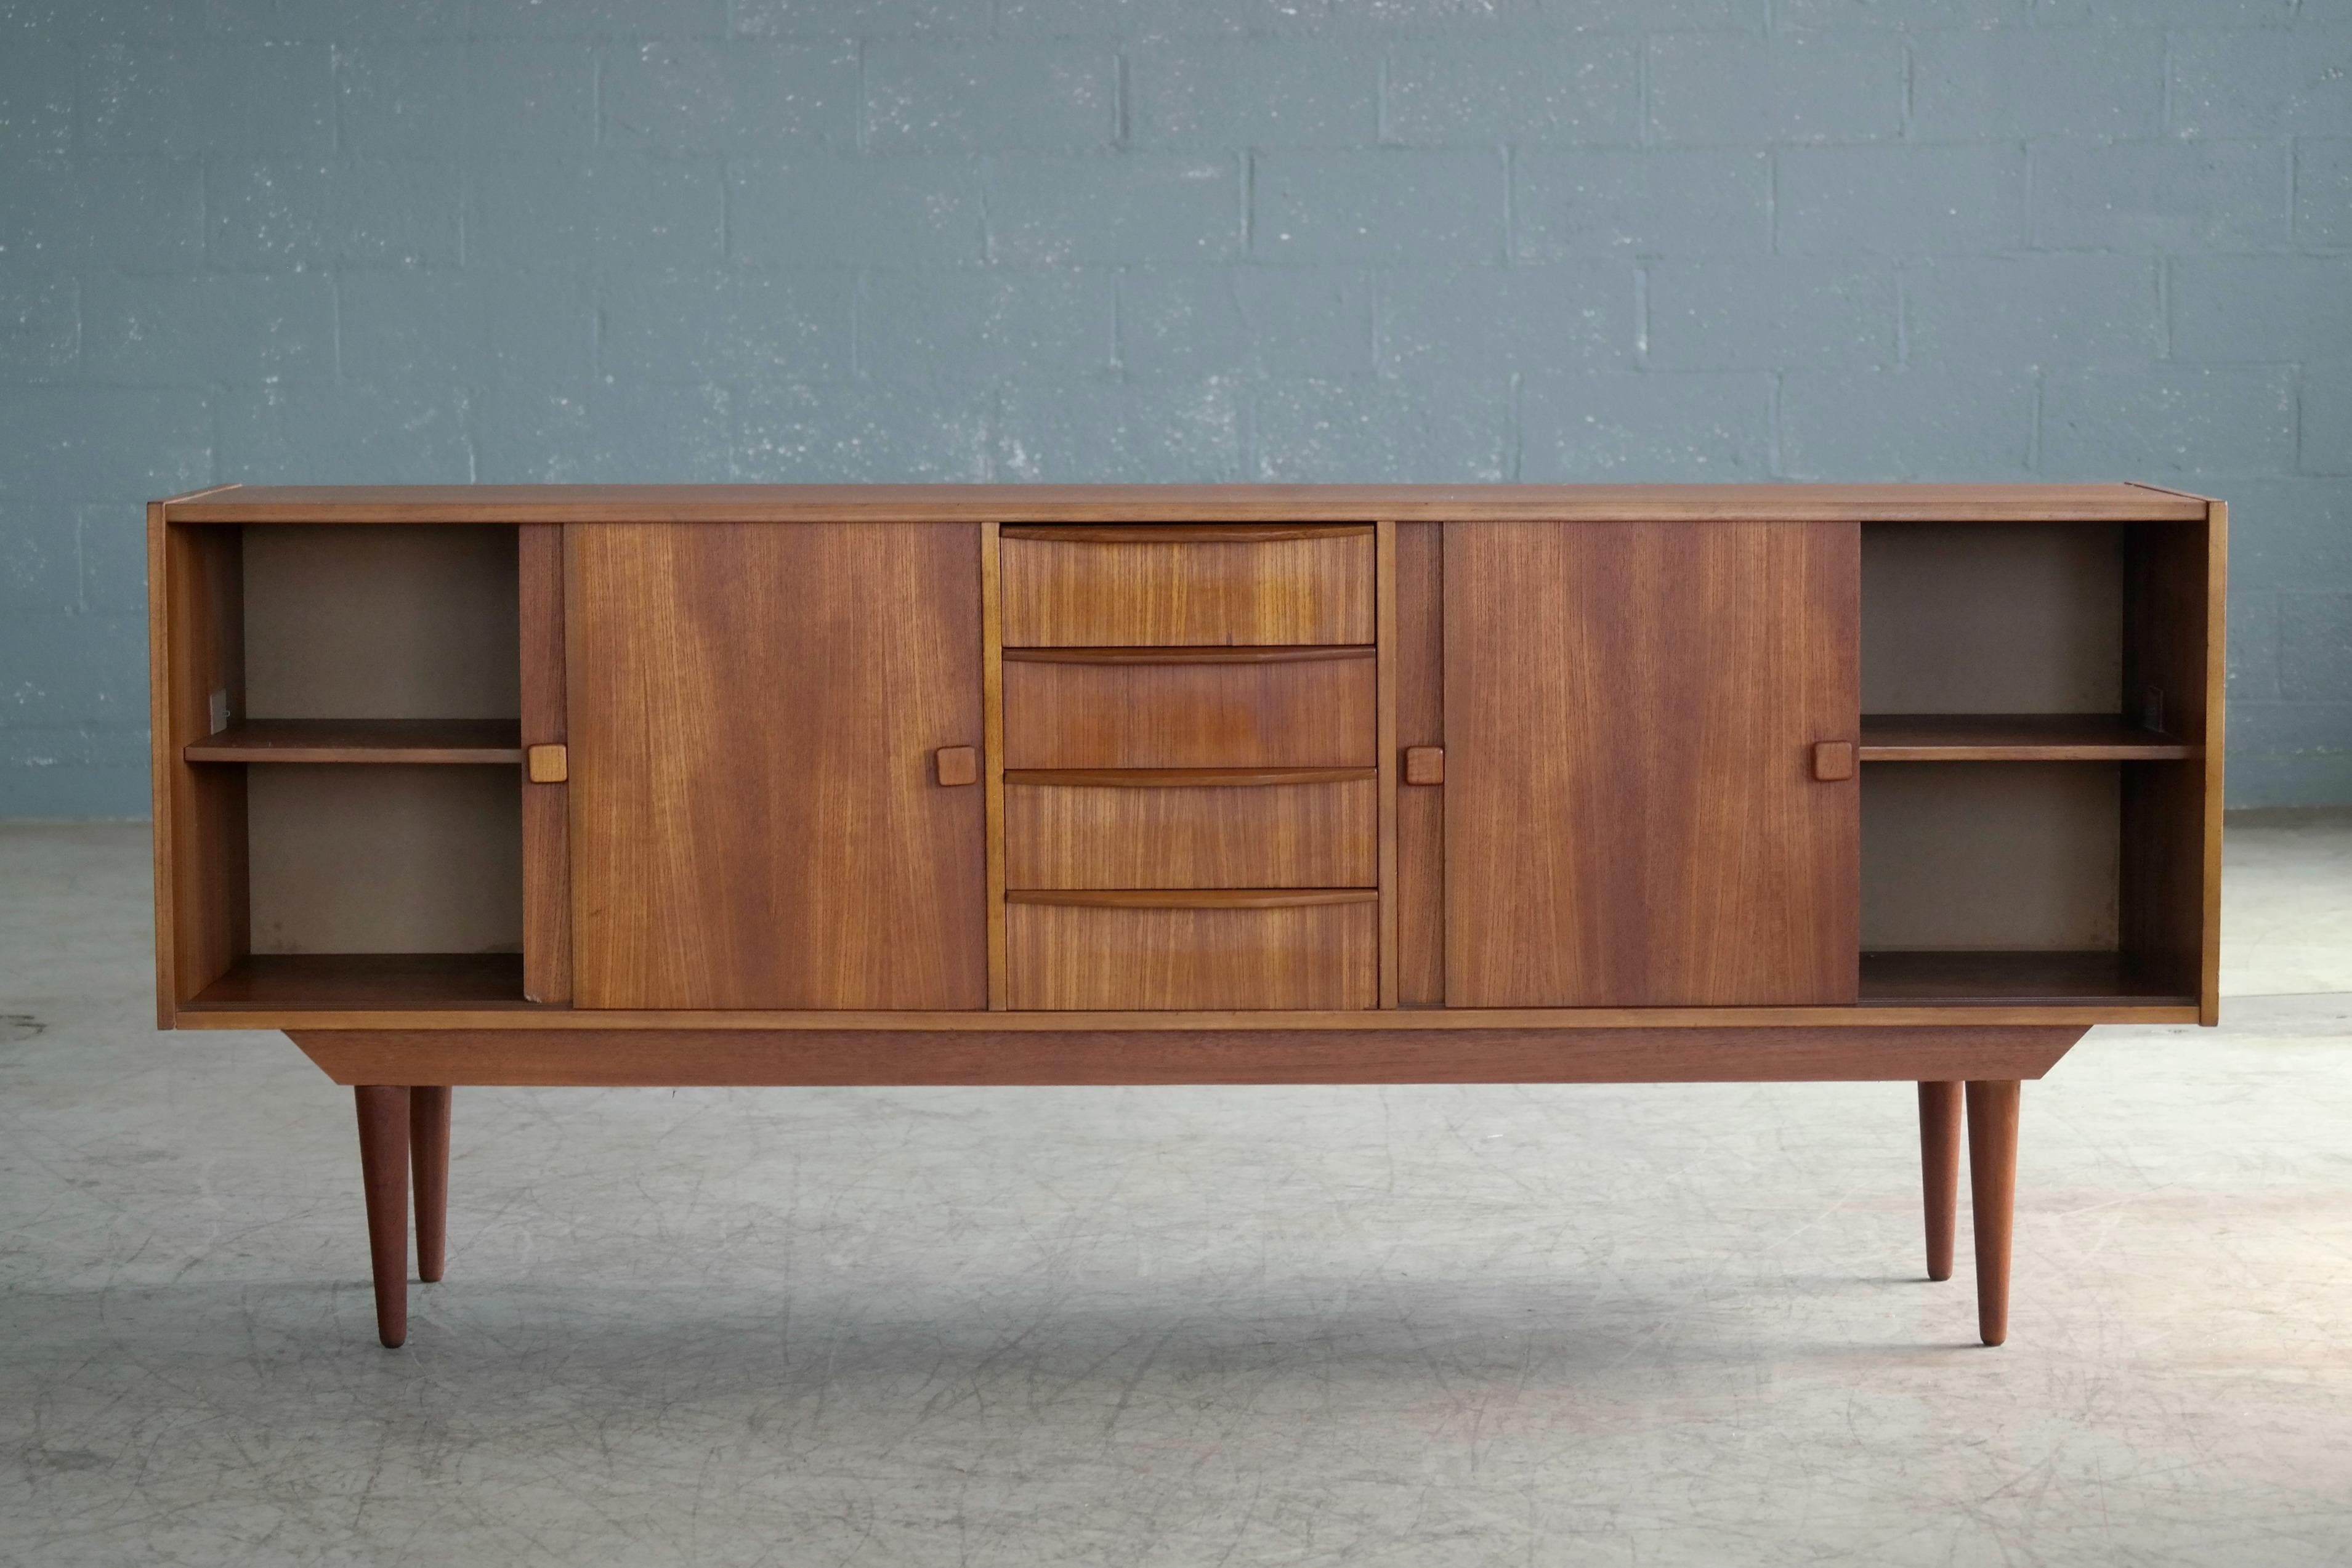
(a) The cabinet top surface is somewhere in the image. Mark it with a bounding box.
[163,482,2212,524]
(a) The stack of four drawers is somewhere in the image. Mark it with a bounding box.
[998,523,1381,1010]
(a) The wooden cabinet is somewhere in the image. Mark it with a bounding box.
[146,483,2226,1350]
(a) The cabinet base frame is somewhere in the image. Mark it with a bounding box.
[291,1024,2082,1088]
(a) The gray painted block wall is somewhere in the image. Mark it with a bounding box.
[2,0,2348,815]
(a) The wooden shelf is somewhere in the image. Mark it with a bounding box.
[1859,950,2193,1007]
[185,719,523,765]
[182,953,531,1012]
[1859,714,2192,762]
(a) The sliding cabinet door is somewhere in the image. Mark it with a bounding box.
[1444,520,1859,1008]
[567,523,988,1009]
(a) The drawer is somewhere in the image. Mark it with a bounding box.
[1005,769,1376,889]
[1001,648,1376,769]
[1005,891,1378,1010]
[1001,524,1374,647]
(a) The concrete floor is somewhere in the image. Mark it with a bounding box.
[4,820,2351,1567]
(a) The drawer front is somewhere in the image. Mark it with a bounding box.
[1005,772,1377,889]
[1006,892,1378,1010]
[1002,650,1376,769]
[1001,525,1374,647]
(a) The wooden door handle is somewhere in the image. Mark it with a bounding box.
[1812,740,1855,782]
[1403,745,1444,785]
[935,745,979,786]
[525,743,568,783]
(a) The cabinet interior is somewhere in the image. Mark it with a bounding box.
[174,524,528,1011]
[1857,519,2209,1006]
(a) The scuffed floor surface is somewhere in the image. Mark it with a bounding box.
[5,818,2351,1567]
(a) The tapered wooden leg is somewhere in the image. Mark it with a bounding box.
[410,1086,451,1285]
[1965,1080,2021,1348]
[1918,1081,1962,1282]
[355,1085,411,1348]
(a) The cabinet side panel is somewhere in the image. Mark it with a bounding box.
[568,522,990,1010]
[520,523,571,1004]
[1395,520,1444,1004]
[2119,510,2221,1017]
[1445,520,1860,1007]
[155,519,249,1020]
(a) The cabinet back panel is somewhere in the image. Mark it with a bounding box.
[1862,523,2120,714]
[1862,762,2119,951]
[244,525,520,721]
[248,766,522,955]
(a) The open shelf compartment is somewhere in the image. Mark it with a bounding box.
[1857,512,2215,1010]
[158,521,533,1016]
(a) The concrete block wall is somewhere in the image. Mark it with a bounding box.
[2,0,2347,814]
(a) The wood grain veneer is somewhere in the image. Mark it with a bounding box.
[981,521,1009,1010]
[1375,519,1400,1009]
[182,998,2199,1031]
[519,524,571,1004]
[173,483,2210,525]
[2119,511,2225,1022]
[150,498,248,1021]
[289,1024,2089,1087]
[565,522,988,1009]
[1395,520,1444,1006]
[1003,649,1377,770]
[1001,525,1373,647]
[1008,892,1386,1011]
[1444,519,1861,1008]
[1005,774,1376,889]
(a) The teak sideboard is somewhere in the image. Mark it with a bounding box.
[148,483,2226,1350]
